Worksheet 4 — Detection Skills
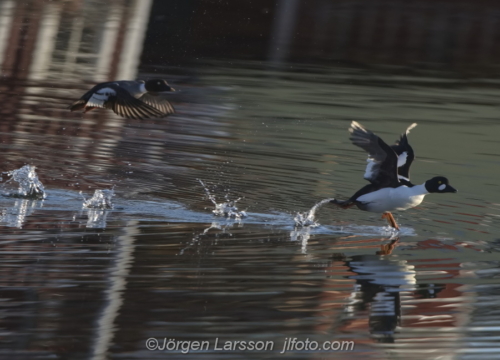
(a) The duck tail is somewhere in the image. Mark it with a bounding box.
[68,99,86,111]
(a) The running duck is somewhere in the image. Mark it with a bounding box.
[331,121,457,230]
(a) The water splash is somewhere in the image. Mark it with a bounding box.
[290,227,312,254]
[198,179,247,219]
[1,165,46,199]
[0,199,42,228]
[294,198,335,227]
[84,209,109,228]
[81,189,114,209]
[179,221,243,256]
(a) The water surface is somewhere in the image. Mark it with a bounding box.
[1,1,500,359]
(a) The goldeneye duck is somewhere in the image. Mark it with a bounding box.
[69,79,175,119]
[331,121,457,230]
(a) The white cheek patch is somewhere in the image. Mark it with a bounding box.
[397,151,408,167]
[438,184,446,191]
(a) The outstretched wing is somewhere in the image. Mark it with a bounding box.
[104,85,167,119]
[391,123,417,181]
[68,82,114,111]
[349,121,399,187]
[139,94,175,116]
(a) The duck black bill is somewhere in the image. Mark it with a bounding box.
[444,185,457,193]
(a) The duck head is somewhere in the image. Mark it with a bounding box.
[145,79,175,92]
[425,176,457,193]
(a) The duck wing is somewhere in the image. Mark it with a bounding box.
[349,121,399,187]
[139,94,175,116]
[103,85,166,119]
[68,82,115,111]
[391,123,417,181]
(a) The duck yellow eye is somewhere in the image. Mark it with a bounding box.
[438,181,442,184]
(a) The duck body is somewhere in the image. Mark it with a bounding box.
[85,81,144,105]
[69,79,175,119]
[331,121,456,229]
[352,184,427,213]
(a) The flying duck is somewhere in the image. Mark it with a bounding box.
[69,79,175,119]
[331,121,457,230]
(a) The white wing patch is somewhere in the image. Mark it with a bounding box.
[364,158,376,180]
[397,151,408,167]
[438,184,446,191]
[87,87,116,108]
[398,175,410,181]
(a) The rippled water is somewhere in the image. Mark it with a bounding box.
[2,2,500,359]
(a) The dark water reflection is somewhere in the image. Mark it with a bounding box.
[1,1,500,359]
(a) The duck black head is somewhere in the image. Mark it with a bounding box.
[145,79,175,92]
[425,176,457,193]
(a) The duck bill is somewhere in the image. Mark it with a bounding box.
[444,185,457,193]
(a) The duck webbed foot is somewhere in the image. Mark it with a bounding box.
[381,212,400,230]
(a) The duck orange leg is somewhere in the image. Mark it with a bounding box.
[381,212,399,230]
[377,238,400,255]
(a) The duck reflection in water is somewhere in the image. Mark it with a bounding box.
[332,238,444,343]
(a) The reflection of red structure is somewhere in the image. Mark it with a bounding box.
[4,0,500,76]
[0,0,153,81]
[313,237,480,355]
[1,1,42,79]
[0,0,160,191]
[398,238,478,353]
